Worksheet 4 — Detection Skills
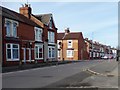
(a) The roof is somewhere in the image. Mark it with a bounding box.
[34,14,52,25]
[1,6,40,27]
[57,32,83,40]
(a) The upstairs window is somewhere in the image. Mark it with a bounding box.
[67,40,72,48]
[49,18,53,29]
[6,21,11,36]
[48,31,55,43]
[35,27,42,41]
[5,18,18,37]
[13,22,17,37]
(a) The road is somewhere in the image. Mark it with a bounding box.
[2,59,118,89]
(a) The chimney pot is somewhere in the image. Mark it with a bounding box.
[65,28,70,34]
[19,4,32,19]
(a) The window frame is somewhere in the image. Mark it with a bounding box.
[48,46,55,58]
[48,31,55,43]
[66,50,74,58]
[67,40,72,48]
[5,18,18,38]
[6,43,19,61]
[49,17,53,29]
[35,44,43,60]
[34,27,43,42]
[58,50,60,57]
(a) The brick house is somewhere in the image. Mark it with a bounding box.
[1,4,57,66]
[19,4,58,62]
[1,6,42,66]
[84,38,114,60]
[57,28,89,61]
[85,38,106,59]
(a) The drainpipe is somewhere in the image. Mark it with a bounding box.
[62,39,64,61]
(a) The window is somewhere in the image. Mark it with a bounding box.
[67,40,72,48]
[49,18,52,29]
[97,53,99,57]
[48,31,55,43]
[48,46,55,58]
[6,44,19,61]
[57,40,61,49]
[35,27,42,41]
[5,18,18,37]
[6,21,11,36]
[58,50,60,57]
[35,45,43,59]
[13,22,17,37]
[67,50,74,58]
[93,52,96,57]
[90,52,92,57]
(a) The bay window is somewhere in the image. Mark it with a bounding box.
[48,31,55,43]
[48,46,55,58]
[35,45,43,59]
[35,27,42,41]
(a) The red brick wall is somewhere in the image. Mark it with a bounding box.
[2,17,36,66]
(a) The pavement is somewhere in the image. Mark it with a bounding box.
[2,60,78,73]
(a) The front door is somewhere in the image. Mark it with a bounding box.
[28,48,31,62]
[22,48,26,64]
[23,48,32,64]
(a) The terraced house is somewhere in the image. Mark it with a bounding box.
[57,28,89,61]
[19,4,57,62]
[1,4,57,66]
[84,38,114,59]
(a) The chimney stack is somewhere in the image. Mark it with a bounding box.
[65,28,70,35]
[85,38,88,41]
[19,3,32,19]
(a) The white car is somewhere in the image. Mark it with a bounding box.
[102,56,108,59]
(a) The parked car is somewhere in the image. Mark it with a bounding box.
[101,56,108,59]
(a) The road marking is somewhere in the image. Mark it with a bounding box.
[84,68,116,77]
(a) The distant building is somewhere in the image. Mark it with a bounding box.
[84,38,116,59]
[57,28,89,61]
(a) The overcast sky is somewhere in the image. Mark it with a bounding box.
[1,1,118,47]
